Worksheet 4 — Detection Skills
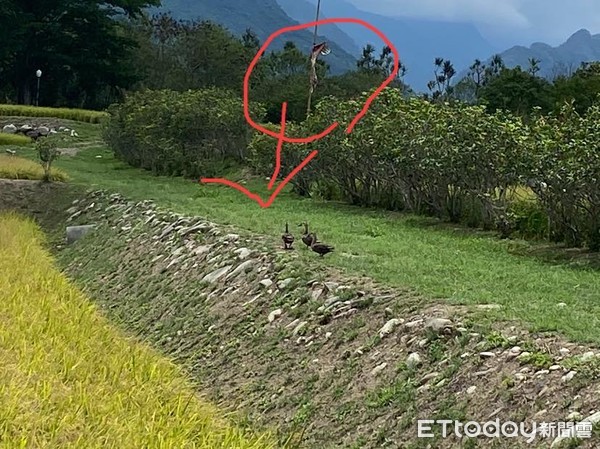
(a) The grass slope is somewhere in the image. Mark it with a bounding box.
[4,121,600,343]
[0,212,276,449]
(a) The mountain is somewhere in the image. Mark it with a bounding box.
[274,0,360,56]
[152,0,358,74]
[277,0,498,92]
[473,29,600,80]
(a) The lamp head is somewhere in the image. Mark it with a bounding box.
[36,69,42,78]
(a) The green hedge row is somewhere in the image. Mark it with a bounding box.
[103,88,265,178]
[249,89,600,250]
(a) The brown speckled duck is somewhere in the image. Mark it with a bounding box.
[282,222,295,250]
[298,222,316,248]
[310,233,334,257]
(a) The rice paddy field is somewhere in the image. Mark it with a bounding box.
[0,154,68,181]
[0,212,276,449]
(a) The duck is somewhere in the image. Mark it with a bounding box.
[282,222,295,250]
[310,233,334,257]
[298,222,316,248]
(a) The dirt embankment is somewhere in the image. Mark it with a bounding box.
[2,181,600,449]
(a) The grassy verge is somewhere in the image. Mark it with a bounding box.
[0,134,31,145]
[11,122,600,344]
[0,212,277,449]
[0,105,108,123]
[0,154,68,181]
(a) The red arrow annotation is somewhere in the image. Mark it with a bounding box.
[200,17,400,209]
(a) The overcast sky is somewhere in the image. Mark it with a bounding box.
[345,0,600,48]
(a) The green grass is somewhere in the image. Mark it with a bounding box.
[12,122,600,344]
[0,154,68,181]
[0,133,31,146]
[0,105,108,123]
[0,212,277,449]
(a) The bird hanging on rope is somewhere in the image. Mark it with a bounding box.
[309,42,330,93]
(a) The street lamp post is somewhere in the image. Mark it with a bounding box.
[35,69,42,106]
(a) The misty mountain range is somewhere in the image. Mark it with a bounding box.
[153,0,600,92]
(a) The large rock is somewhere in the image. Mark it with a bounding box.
[2,124,17,134]
[225,260,255,280]
[66,225,97,244]
[425,318,454,333]
[201,266,232,283]
[37,126,50,136]
[379,318,403,339]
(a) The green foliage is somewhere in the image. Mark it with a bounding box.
[247,85,600,250]
[479,66,554,116]
[248,122,317,197]
[0,0,159,109]
[128,18,408,124]
[426,57,456,101]
[130,17,257,95]
[528,102,600,250]
[35,136,61,182]
[103,88,266,178]
[0,105,108,123]
[552,62,600,114]
[290,88,530,227]
[518,351,553,369]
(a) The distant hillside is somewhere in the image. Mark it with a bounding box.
[274,0,360,56]
[456,29,600,82]
[280,0,498,92]
[152,0,358,75]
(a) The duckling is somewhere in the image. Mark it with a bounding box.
[310,233,334,257]
[298,222,316,248]
[282,222,295,250]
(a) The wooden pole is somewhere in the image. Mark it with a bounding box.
[306,0,322,118]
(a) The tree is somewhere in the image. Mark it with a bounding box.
[551,61,600,114]
[36,136,61,182]
[355,44,410,95]
[426,57,456,101]
[464,54,505,101]
[479,66,553,116]
[468,59,486,96]
[357,44,378,71]
[0,0,159,108]
[528,57,541,76]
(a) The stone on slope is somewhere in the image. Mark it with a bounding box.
[66,225,96,244]
[268,309,283,323]
[379,318,404,339]
[201,266,232,283]
[226,260,255,280]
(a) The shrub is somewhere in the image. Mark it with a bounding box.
[278,88,531,229]
[248,122,318,197]
[104,88,266,178]
[36,136,62,182]
[528,102,600,250]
